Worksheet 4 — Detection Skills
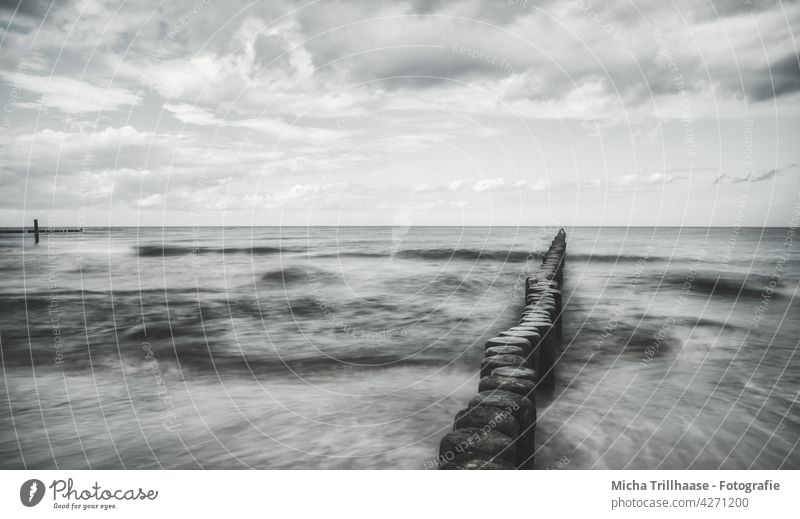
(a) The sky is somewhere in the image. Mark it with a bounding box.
[0,0,799,227]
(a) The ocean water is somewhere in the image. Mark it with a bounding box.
[0,226,798,469]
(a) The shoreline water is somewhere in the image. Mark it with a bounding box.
[1,226,798,469]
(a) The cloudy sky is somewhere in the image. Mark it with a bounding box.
[0,0,798,226]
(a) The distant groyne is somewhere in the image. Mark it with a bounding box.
[0,219,83,244]
[437,229,566,469]
[0,226,83,234]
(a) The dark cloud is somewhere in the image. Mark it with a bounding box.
[341,44,511,90]
[714,163,798,185]
[460,0,555,26]
[289,0,795,108]
[698,0,797,20]
[0,0,63,17]
[405,0,452,14]
[252,33,296,73]
[749,53,800,101]
[579,0,797,25]
[0,0,65,37]
[732,163,798,183]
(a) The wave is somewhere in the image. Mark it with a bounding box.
[137,245,305,257]
[0,338,448,376]
[568,252,666,263]
[171,350,443,374]
[423,272,482,291]
[664,272,778,298]
[315,251,388,259]
[68,264,110,274]
[399,248,536,262]
[629,313,742,331]
[281,295,403,319]
[260,265,340,285]
[316,248,536,262]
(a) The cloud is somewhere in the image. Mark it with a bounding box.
[645,172,667,184]
[407,179,470,193]
[2,72,140,113]
[713,164,798,185]
[162,103,351,142]
[732,163,798,184]
[448,179,465,191]
[411,182,436,193]
[0,0,70,22]
[750,53,800,101]
[472,177,506,192]
[245,182,352,208]
[529,179,550,191]
[4,126,156,178]
[229,117,350,142]
[611,171,689,188]
[0,0,51,16]
[0,123,350,212]
[136,193,162,208]
[410,182,436,193]
[269,183,322,203]
[162,103,222,126]
[643,172,684,184]
[1,0,799,225]
[514,178,551,191]
[6,0,795,125]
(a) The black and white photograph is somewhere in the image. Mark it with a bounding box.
[0,0,799,514]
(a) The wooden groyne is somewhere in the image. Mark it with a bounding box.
[0,227,84,233]
[0,219,83,239]
[437,229,566,470]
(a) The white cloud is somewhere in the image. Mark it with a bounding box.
[529,179,550,192]
[272,184,321,202]
[162,102,350,142]
[644,172,684,184]
[448,179,465,191]
[472,178,506,192]
[515,179,551,191]
[162,103,222,126]
[2,72,140,113]
[410,182,436,193]
[613,171,687,188]
[137,193,162,208]
[144,54,221,101]
[233,117,349,142]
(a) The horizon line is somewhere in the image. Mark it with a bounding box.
[0,224,793,229]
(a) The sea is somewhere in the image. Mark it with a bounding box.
[1,226,798,469]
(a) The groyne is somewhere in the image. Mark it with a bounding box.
[437,229,566,470]
[0,227,84,233]
[0,219,83,245]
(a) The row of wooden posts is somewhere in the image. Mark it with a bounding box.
[0,220,84,243]
[437,229,567,469]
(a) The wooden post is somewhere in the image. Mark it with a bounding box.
[34,219,39,244]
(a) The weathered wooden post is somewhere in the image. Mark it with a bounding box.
[34,219,39,244]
